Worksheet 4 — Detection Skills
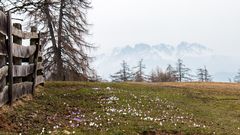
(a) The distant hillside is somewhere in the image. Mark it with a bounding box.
[93,42,239,82]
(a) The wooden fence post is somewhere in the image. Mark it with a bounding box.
[7,11,13,105]
[31,26,39,95]
[0,7,8,107]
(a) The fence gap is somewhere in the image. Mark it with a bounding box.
[13,23,22,84]
[7,11,13,105]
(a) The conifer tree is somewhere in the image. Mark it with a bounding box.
[133,59,146,82]
[111,60,132,82]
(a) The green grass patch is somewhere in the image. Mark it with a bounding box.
[0,82,240,134]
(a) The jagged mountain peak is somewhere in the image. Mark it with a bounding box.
[176,42,212,56]
[111,42,212,57]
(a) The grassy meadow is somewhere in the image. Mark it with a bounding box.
[1,82,240,135]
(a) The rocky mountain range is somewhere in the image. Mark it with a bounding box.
[92,42,239,82]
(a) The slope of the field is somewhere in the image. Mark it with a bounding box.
[1,82,240,135]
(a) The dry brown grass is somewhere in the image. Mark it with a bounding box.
[130,82,240,94]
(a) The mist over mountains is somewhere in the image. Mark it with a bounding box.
[93,42,239,82]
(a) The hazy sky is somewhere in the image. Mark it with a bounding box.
[88,0,240,55]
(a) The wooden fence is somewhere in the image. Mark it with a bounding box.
[0,9,44,107]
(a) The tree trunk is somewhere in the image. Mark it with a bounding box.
[56,0,65,80]
[44,0,64,80]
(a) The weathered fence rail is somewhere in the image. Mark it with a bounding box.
[0,9,44,107]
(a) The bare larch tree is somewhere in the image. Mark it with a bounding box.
[176,59,192,82]
[110,60,132,82]
[234,69,240,83]
[1,0,94,81]
[149,65,177,82]
[197,66,212,82]
[133,59,146,82]
[149,66,162,82]
[197,68,204,82]
[166,64,177,82]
